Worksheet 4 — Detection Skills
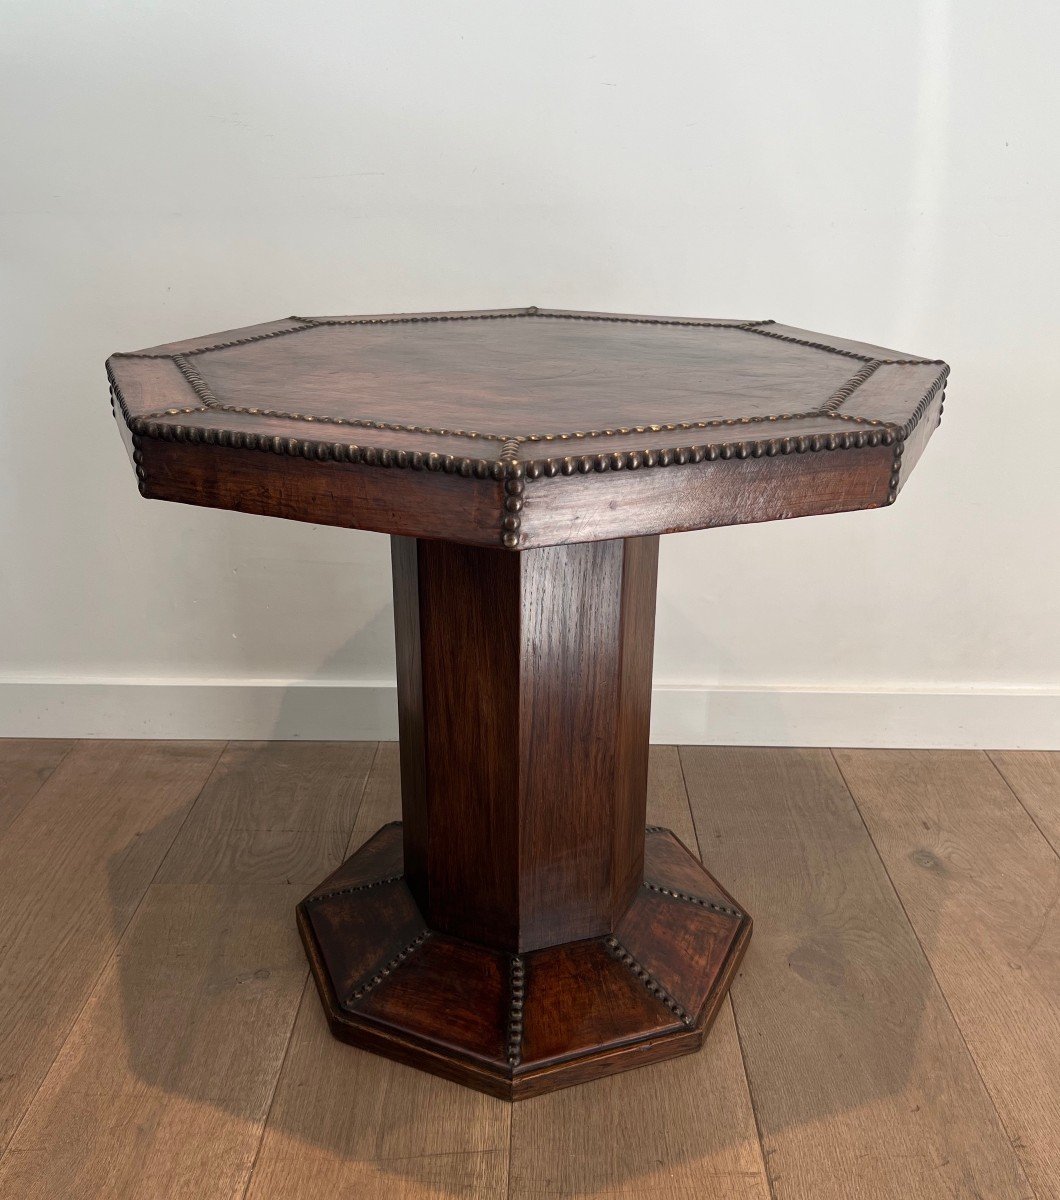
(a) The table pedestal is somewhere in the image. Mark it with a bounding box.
[298,535,751,1100]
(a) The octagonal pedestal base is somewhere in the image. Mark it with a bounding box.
[298,823,751,1100]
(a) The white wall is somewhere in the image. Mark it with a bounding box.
[2,0,1058,746]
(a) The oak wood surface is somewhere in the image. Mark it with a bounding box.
[156,740,375,886]
[0,740,224,1154]
[680,746,1034,1200]
[835,749,1060,1199]
[0,740,375,1200]
[246,742,512,1200]
[3,743,1053,1199]
[989,749,1060,853]
[0,739,74,838]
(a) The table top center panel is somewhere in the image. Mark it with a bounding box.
[183,317,863,437]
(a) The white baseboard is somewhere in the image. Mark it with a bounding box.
[0,678,1056,748]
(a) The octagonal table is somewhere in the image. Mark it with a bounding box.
[107,307,949,1100]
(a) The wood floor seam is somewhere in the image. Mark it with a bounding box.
[0,740,78,843]
[677,744,774,1200]
[4,742,1053,1199]
[828,749,1042,1199]
[0,739,230,1168]
[240,973,314,1200]
[727,995,779,1200]
[985,750,1060,860]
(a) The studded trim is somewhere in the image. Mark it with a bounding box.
[109,313,949,550]
[604,936,694,1027]
[343,929,432,1008]
[507,956,526,1067]
[738,322,944,366]
[172,354,220,408]
[642,880,743,920]
[305,874,403,905]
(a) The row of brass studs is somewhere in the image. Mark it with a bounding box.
[108,374,134,426]
[502,462,525,549]
[738,323,947,367]
[521,426,898,478]
[124,393,897,453]
[820,360,882,412]
[306,873,402,905]
[895,369,949,439]
[127,416,510,478]
[171,399,892,446]
[887,440,905,505]
[110,320,317,358]
[604,937,694,1027]
[208,404,505,442]
[642,880,743,920]
[518,408,890,445]
[507,956,526,1067]
[172,355,220,407]
[344,929,432,1007]
[296,310,771,331]
[111,311,772,361]
[885,372,949,505]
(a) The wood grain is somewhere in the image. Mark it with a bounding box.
[157,741,376,886]
[109,309,948,550]
[245,742,512,1200]
[989,750,1060,853]
[0,741,375,1199]
[392,536,659,953]
[509,747,769,1200]
[516,443,895,548]
[681,746,1033,1200]
[0,740,224,1154]
[0,885,308,1200]
[3,743,1054,1198]
[836,749,1060,1199]
[0,739,73,838]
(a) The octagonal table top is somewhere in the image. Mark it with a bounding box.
[107,307,949,550]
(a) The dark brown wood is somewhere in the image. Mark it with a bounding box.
[391,534,658,953]
[103,305,949,1102]
[107,307,949,551]
[298,824,750,1100]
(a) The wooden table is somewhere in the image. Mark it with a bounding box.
[107,307,948,1100]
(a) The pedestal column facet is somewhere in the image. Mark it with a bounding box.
[392,534,658,953]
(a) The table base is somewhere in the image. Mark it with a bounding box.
[298,822,751,1101]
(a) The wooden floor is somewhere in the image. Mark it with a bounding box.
[0,741,1056,1199]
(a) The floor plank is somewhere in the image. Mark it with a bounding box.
[0,885,308,1200]
[989,750,1060,854]
[681,746,1034,1200]
[0,740,224,1155]
[245,742,512,1200]
[0,739,75,838]
[0,741,375,1200]
[836,749,1060,1199]
[508,746,769,1200]
[157,741,377,887]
